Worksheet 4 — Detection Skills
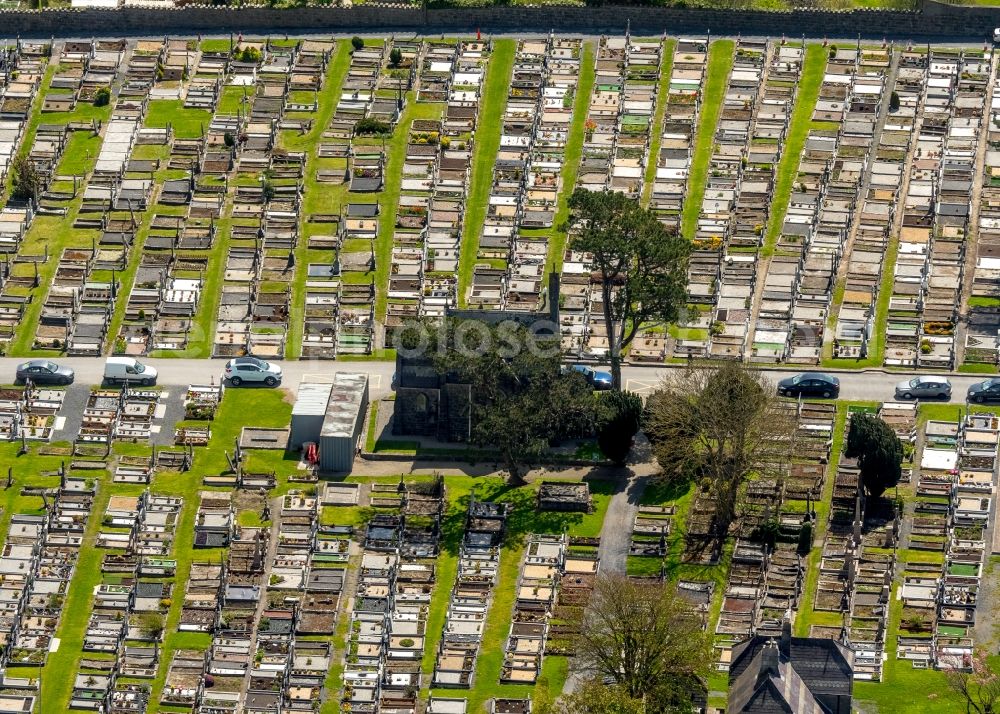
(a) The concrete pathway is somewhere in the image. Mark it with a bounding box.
[595,473,650,574]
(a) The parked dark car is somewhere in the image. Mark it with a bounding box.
[967,378,1000,403]
[776,372,840,399]
[569,364,613,390]
[15,360,75,385]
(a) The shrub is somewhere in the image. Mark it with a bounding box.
[93,86,111,107]
[751,517,780,548]
[797,521,813,556]
[224,131,235,148]
[889,90,900,112]
[355,117,391,136]
[389,47,403,68]
[597,390,643,466]
[139,612,164,637]
[238,46,262,63]
[10,155,41,203]
[351,36,364,51]
[845,413,903,498]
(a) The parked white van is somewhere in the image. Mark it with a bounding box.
[104,357,158,386]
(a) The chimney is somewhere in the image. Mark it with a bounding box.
[780,619,792,657]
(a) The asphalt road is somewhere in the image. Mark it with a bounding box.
[3,356,995,405]
[621,367,991,405]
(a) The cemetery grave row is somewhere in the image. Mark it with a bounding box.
[0,382,998,713]
[0,37,996,369]
[0,369,626,714]
[468,37,583,313]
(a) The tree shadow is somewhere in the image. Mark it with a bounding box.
[437,468,620,557]
[641,477,694,507]
[625,474,650,507]
[629,431,653,466]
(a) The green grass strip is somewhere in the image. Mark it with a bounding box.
[794,402,847,637]
[374,101,446,321]
[282,41,352,359]
[680,40,735,241]
[542,40,597,276]
[102,195,157,356]
[185,217,232,359]
[640,39,676,207]
[40,482,112,710]
[456,39,516,307]
[145,99,212,140]
[8,87,114,356]
[425,479,613,709]
[761,44,828,257]
[822,234,899,369]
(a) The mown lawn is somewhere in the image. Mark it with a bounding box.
[639,39,677,207]
[540,40,597,276]
[144,99,213,139]
[421,475,611,710]
[456,39,516,306]
[680,40,735,240]
[281,40,352,359]
[793,402,847,636]
[761,44,828,257]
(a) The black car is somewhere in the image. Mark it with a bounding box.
[15,360,75,385]
[777,372,840,399]
[967,378,1000,403]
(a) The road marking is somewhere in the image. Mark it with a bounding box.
[302,373,335,383]
[301,373,382,388]
[626,379,658,395]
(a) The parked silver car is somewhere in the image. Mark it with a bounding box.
[894,376,952,400]
[224,356,282,387]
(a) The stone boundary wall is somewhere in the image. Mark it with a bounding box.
[3,0,1000,39]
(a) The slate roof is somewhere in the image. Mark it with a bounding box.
[729,630,853,714]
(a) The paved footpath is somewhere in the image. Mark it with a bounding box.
[595,473,651,574]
